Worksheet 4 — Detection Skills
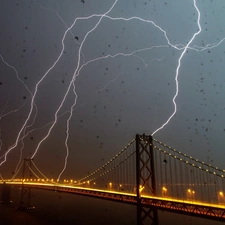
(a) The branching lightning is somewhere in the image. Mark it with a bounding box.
[152,0,201,136]
[0,128,2,153]
[0,12,108,166]
[57,0,119,180]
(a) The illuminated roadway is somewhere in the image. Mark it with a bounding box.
[1,180,225,222]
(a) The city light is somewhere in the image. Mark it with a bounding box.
[187,189,195,201]
[218,191,224,205]
[162,187,167,197]
[139,185,144,193]
[162,187,167,191]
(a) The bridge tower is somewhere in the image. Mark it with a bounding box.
[136,134,158,225]
[18,158,34,210]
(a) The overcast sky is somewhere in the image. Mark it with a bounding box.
[0,0,225,180]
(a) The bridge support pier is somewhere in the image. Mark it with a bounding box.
[136,134,158,225]
[17,158,35,210]
[0,183,11,204]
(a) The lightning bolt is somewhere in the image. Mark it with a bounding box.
[0,128,2,153]
[0,54,32,95]
[13,103,38,173]
[33,0,86,64]
[0,54,38,166]
[0,4,115,166]
[57,0,119,180]
[95,56,164,94]
[152,0,201,136]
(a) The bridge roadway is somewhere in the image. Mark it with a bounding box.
[1,181,225,222]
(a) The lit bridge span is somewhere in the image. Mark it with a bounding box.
[1,134,225,225]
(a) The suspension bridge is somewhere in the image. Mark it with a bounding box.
[1,134,225,225]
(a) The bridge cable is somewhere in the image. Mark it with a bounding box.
[159,148,163,193]
[31,161,53,182]
[154,139,225,173]
[173,153,178,197]
[26,164,41,180]
[84,151,135,184]
[153,144,225,178]
[168,148,173,196]
[0,173,5,182]
[78,138,135,183]
[10,161,24,181]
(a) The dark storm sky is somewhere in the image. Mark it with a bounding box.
[0,0,225,179]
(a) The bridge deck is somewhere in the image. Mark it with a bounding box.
[1,181,225,222]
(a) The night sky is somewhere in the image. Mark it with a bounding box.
[0,0,225,184]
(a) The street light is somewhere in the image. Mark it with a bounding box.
[218,191,224,204]
[137,185,145,196]
[187,189,195,201]
[139,185,144,193]
[162,187,167,197]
